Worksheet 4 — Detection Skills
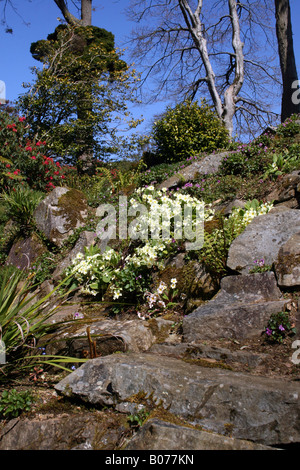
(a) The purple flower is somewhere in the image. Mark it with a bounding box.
[266,328,272,336]
[278,324,285,332]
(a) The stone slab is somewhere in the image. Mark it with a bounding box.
[55,352,300,446]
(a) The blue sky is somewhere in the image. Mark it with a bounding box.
[1,0,300,137]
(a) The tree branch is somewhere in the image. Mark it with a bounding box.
[53,0,81,25]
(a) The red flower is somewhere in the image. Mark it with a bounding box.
[18,117,26,122]
[25,146,32,151]
[31,156,36,160]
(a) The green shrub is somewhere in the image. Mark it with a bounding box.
[263,151,300,180]
[220,142,273,177]
[0,389,34,419]
[152,99,229,164]
[276,114,300,138]
[198,200,273,276]
[138,161,190,187]
[0,187,44,233]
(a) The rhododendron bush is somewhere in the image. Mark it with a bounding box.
[0,105,65,191]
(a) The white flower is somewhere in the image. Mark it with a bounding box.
[170,278,177,289]
[156,281,167,294]
[113,289,122,299]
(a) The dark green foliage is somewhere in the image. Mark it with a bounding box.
[0,389,34,419]
[138,161,191,186]
[30,25,125,75]
[220,146,273,177]
[1,187,44,233]
[18,25,140,166]
[152,100,230,164]
[275,114,300,138]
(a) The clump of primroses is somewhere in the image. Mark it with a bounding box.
[0,104,65,191]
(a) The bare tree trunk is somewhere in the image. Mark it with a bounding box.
[222,0,244,137]
[275,0,300,122]
[178,0,223,120]
[81,0,92,26]
[178,0,244,137]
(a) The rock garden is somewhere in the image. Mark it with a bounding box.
[0,106,300,451]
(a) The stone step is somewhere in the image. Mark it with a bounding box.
[125,418,279,450]
[55,352,300,447]
[183,272,291,341]
[149,342,268,368]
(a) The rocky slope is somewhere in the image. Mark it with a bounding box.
[1,159,300,451]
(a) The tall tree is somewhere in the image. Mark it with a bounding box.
[52,1,97,170]
[274,0,300,122]
[128,0,280,139]
[19,25,141,168]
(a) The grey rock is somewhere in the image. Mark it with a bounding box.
[6,233,47,270]
[183,272,289,341]
[222,198,247,215]
[43,318,173,358]
[274,232,300,287]
[157,151,231,189]
[0,412,127,450]
[125,419,278,450]
[34,187,88,247]
[55,352,300,446]
[266,172,300,206]
[149,342,268,368]
[227,209,300,274]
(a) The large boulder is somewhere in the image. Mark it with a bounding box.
[34,187,89,247]
[227,208,300,274]
[55,352,300,446]
[182,272,289,341]
[157,151,232,189]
